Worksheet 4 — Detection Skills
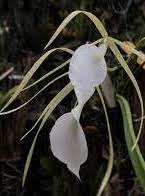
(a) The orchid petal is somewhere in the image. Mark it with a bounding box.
[50,112,88,179]
[98,42,108,56]
[71,103,84,121]
[69,43,107,104]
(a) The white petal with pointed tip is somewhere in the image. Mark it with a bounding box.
[69,43,107,104]
[50,112,88,179]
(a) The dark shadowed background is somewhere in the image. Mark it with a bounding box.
[0,0,145,195]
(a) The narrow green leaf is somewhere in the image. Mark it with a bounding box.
[0,86,17,107]
[96,87,114,196]
[22,59,70,91]
[0,48,73,113]
[0,72,68,115]
[44,10,108,49]
[21,82,73,141]
[0,67,14,81]
[22,83,73,186]
[108,39,144,150]
[117,94,145,192]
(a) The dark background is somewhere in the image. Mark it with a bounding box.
[0,0,145,195]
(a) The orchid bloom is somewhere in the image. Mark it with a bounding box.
[50,43,107,179]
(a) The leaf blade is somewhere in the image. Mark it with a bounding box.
[22,83,73,186]
[96,87,114,196]
[108,39,144,150]
[117,94,145,192]
[44,10,108,49]
[0,48,73,113]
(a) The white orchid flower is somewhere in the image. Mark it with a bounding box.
[50,42,108,179]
